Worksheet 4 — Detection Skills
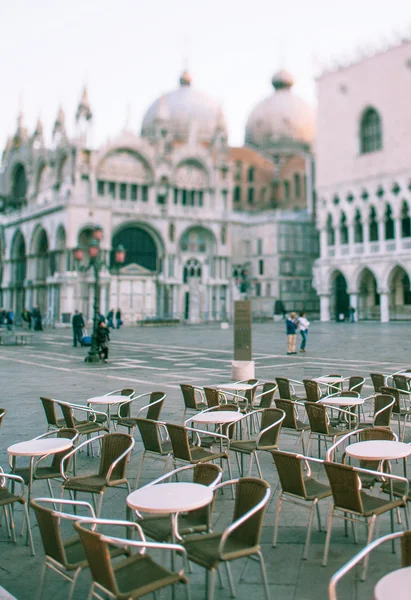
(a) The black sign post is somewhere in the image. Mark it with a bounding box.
[234,300,252,361]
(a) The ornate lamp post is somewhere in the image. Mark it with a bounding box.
[74,227,126,363]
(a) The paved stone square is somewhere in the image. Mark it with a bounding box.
[0,320,410,599]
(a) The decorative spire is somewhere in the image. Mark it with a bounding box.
[215,105,226,132]
[34,116,43,136]
[271,69,294,91]
[179,69,192,87]
[76,86,92,122]
[53,105,66,139]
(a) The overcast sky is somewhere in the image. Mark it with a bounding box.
[1,0,411,150]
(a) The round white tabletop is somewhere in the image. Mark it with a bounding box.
[374,566,411,600]
[215,383,256,391]
[127,482,213,514]
[346,440,411,461]
[320,397,364,407]
[193,411,243,425]
[87,395,126,405]
[399,372,411,379]
[8,438,72,457]
[314,376,344,384]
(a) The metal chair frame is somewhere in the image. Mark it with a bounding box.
[116,392,166,436]
[0,468,34,555]
[134,419,172,488]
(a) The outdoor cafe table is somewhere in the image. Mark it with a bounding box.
[127,482,213,595]
[190,410,243,451]
[346,440,411,477]
[8,438,73,511]
[215,382,257,405]
[314,376,345,394]
[319,396,364,421]
[374,566,411,600]
[87,395,125,428]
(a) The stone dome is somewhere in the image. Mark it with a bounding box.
[245,70,315,151]
[141,71,225,144]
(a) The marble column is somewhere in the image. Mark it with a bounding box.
[320,294,331,322]
[380,291,390,323]
[349,292,358,321]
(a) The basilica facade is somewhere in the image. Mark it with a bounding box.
[0,69,318,325]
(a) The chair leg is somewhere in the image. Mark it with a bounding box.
[226,458,235,499]
[322,506,334,566]
[134,451,146,489]
[87,583,95,600]
[361,515,376,581]
[248,453,254,477]
[225,562,236,597]
[254,453,263,479]
[68,568,81,600]
[272,491,283,547]
[303,501,316,560]
[258,551,270,600]
[404,504,410,530]
[23,503,35,555]
[206,569,216,600]
[96,493,104,518]
[36,561,47,600]
[306,434,312,457]
[315,500,322,531]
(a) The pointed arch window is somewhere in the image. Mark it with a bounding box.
[340,212,348,245]
[354,210,363,243]
[360,107,382,154]
[369,206,378,241]
[401,201,411,238]
[385,204,394,240]
[326,214,335,246]
[247,166,255,182]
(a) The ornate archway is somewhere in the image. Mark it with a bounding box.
[331,271,349,321]
[358,268,379,320]
[388,265,411,320]
[111,226,158,271]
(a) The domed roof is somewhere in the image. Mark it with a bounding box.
[245,69,315,151]
[141,71,225,144]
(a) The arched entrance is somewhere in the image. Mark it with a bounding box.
[358,268,379,320]
[31,227,49,314]
[111,226,158,271]
[331,271,349,321]
[10,231,27,316]
[389,266,411,320]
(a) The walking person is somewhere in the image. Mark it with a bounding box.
[348,306,356,323]
[21,308,32,330]
[97,321,110,363]
[32,306,43,331]
[106,308,115,329]
[115,308,122,330]
[72,310,85,347]
[6,309,14,331]
[297,312,310,353]
[286,312,297,355]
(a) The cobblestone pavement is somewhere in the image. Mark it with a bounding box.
[0,320,410,599]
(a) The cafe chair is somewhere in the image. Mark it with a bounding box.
[166,423,234,493]
[274,399,310,453]
[276,377,304,401]
[40,397,66,430]
[304,402,358,458]
[370,373,388,394]
[322,462,410,580]
[361,394,395,429]
[329,530,411,600]
[303,380,324,402]
[30,498,129,600]
[180,384,208,424]
[13,428,78,497]
[116,392,166,437]
[183,477,271,600]
[137,463,222,542]
[0,408,6,426]
[229,408,285,478]
[0,467,34,555]
[271,450,331,559]
[134,418,173,488]
[347,376,365,395]
[60,402,109,451]
[74,517,190,600]
[61,433,134,517]
[380,385,411,441]
[252,382,278,409]
[325,374,344,393]
[184,404,240,449]
[233,378,259,411]
[203,387,225,409]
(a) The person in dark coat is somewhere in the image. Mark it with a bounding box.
[115,309,122,329]
[72,310,85,347]
[21,308,32,330]
[97,321,110,363]
[107,309,115,329]
[286,312,297,355]
[32,306,43,331]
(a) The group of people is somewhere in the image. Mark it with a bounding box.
[72,308,122,363]
[285,312,310,355]
[0,307,43,331]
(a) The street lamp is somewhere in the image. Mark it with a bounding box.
[74,228,126,363]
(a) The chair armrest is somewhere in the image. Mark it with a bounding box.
[329,531,405,600]
[373,398,395,423]
[256,411,285,448]
[34,430,59,440]
[0,471,25,497]
[106,439,135,482]
[136,394,165,418]
[101,534,187,557]
[76,517,146,537]
[32,497,96,519]
[217,485,271,558]
[60,435,104,479]
[186,426,231,446]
